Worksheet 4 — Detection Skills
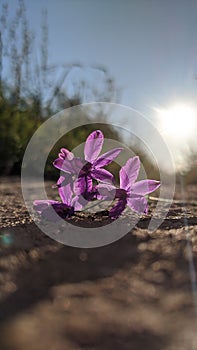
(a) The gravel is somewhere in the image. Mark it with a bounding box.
[0,177,197,350]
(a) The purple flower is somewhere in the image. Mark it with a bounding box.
[98,156,160,219]
[57,176,87,211]
[33,130,161,223]
[33,178,83,220]
[53,148,84,185]
[33,200,74,221]
[53,148,88,204]
[54,130,123,199]
[74,130,123,198]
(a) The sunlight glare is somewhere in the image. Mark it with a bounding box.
[157,104,196,140]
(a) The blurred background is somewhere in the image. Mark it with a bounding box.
[0,0,197,182]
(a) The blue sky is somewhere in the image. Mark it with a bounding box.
[4,0,197,113]
[3,0,197,171]
[23,0,197,115]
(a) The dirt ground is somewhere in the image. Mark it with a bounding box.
[0,177,197,350]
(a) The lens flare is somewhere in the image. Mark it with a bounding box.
[156,104,196,140]
[0,231,13,246]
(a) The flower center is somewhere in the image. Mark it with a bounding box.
[80,162,92,175]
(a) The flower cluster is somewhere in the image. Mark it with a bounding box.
[34,130,160,220]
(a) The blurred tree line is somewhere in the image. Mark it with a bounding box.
[0,0,120,177]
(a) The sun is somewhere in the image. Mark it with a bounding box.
[156,104,196,140]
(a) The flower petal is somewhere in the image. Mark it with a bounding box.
[96,183,116,200]
[33,200,59,213]
[119,156,140,190]
[53,156,84,175]
[56,174,73,188]
[127,194,148,214]
[74,175,93,197]
[132,180,161,195]
[33,200,73,220]
[45,204,73,220]
[72,158,85,173]
[58,148,74,161]
[57,181,73,206]
[115,188,127,199]
[91,168,114,183]
[53,157,74,173]
[85,186,99,200]
[109,199,127,219]
[71,195,87,210]
[94,147,123,167]
[84,130,104,162]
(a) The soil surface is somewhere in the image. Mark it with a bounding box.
[0,177,197,350]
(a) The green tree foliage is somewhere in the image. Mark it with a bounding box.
[0,93,42,173]
[0,1,120,176]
